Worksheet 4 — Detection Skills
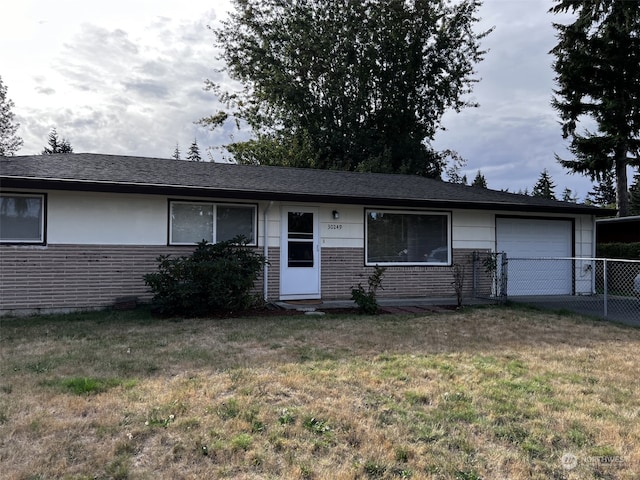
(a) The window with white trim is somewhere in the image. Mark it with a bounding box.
[365,209,450,265]
[0,193,45,244]
[169,201,257,245]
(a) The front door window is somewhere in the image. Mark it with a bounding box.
[287,212,314,267]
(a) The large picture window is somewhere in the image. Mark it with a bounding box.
[365,210,450,265]
[170,201,257,245]
[0,193,45,244]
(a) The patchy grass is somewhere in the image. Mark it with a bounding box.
[1,305,639,479]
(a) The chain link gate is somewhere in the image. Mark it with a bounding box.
[473,252,640,324]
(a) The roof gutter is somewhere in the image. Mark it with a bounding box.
[1,176,609,217]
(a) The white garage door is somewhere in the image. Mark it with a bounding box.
[496,218,573,296]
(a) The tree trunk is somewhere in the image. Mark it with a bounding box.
[614,146,629,217]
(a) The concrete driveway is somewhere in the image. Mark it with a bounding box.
[510,295,640,327]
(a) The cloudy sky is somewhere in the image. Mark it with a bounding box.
[1,0,599,198]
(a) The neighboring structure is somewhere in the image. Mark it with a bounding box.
[596,215,640,243]
[1,154,607,315]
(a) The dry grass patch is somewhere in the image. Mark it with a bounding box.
[1,305,639,479]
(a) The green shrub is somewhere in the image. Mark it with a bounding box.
[144,237,267,317]
[351,265,386,314]
[596,242,640,259]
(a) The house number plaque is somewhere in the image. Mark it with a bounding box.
[327,224,343,230]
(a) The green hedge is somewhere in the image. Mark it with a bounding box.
[596,242,640,260]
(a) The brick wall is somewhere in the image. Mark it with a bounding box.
[265,247,280,300]
[320,247,483,299]
[0,244,192,315]
[1,244,487,315]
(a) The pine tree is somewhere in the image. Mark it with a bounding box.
[41,128,73,154]
[550,0,640,216]
[187,139,202,162]
[532,169,557,199]
[172,143,181,160]
[471,170,487,188]
[586,172,616,207]
[561,187,578,203]
[0,76,23,156]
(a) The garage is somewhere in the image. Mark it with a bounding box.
[496,217,573,296]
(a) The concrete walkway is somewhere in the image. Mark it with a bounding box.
[275,296,495,314]
[509,295,640,327]
[275,296,640,328]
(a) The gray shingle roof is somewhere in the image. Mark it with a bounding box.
[1,153,607,215]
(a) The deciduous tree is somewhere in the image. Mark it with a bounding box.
[550,0,640,216]
[0,76,23,156]
[203,0,490,178]
[444,150,468,184]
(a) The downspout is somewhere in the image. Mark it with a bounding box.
[263,201,274,302]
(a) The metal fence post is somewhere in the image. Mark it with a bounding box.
[603,258,608,318]
[500,253,508,304]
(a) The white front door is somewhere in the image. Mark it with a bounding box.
[280,207,321,299]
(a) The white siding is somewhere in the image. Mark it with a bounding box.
[575,215,596,257]
[452,211,494,250]
[7,189,596,262]
[319,206,363,248]
[575,215,597,294]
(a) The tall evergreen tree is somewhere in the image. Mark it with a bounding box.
[0,75,23,156]
[561,187,578,203]
[471,170,487,188]
[172,143,181,160]
[41,128,73,154]
[532,169,557,200]
[203,0,491,178]
[550,0,640,216]
[586,171,616,207]
[187,139,202,162]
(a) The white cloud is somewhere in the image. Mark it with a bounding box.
[0,0,604,198]
[433,0,593,196]
[2,1,231,158]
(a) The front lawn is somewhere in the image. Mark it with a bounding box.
[1,306,638,479]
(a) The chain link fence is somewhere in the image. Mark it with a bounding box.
[472,252,640,324]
